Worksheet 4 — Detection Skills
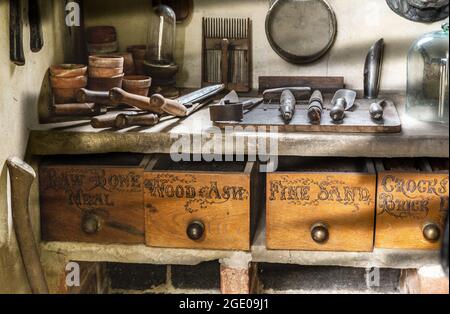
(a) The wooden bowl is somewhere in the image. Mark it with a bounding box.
[122,75,152,96]
[88,73,124,91]
[89,55,124,69]
[50,64,87,78]
[89,66,123,78]
[86,26,117,44]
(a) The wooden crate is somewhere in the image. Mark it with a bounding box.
[144,155,262,250]
[375,158,449,250]
[40,154,150,244]
[266,158,377,252]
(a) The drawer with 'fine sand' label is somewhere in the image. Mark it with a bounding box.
[266,158,377,252]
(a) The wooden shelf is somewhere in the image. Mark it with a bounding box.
[29,92,449,158]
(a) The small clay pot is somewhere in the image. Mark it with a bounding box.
[50,75,88,89]
[115,52,135,75]
[87,41,119,54]
[122,75,152,96]
[127,45,147,75]
[88,73,124,91]
[89,66,123,78]
[89,55,124,69]
[86,26,116,44]
[50,64,87,78]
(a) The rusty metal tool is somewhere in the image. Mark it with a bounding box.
[10,0,25,65]
[330,89,357,122]
[7,157,49,294]
[307,90,324,124]
[28,0,44,52]
[209,91,263,122]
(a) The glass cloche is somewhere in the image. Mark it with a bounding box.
[146,4,176,65]
[406,23,449,124]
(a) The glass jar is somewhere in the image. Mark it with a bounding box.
[146,4,176,65]
[406,23,449,124]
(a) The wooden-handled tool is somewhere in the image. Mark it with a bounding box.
[330,89,357,122]
[115,112,160,129]
[52,103,106,116]
[109,88,164,114]
[10,0,25,65]
[149,94,188,117]
[77,88,111,105]
[307,90,324,124]
[7,158,49,294]
[28,0,44,52]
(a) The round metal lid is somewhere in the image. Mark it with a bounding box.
[265,0,337,64]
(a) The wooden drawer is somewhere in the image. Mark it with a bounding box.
[144,155,262,250]
[375,158,449,250]
[267,158,376,252]
[40,154,150,244]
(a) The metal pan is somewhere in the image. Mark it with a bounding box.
[265,0,337,64]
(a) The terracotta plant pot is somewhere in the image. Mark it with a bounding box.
[89,66,123,78]
[50,64,87,78]
[122,75,152,96]
[115,52,135,75]
[89,55,124,68]
[88,73,124,91]
[87,41,119,54]
[50,75,87,89]
[127,45,147,75]
[86,26,117,44]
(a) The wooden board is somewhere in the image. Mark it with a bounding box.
[144,159,256,250]
[375,159,449,250]
[259,76,344,94]
[40,155,148,244]
[266,159,376,252]
[215,98,401,133]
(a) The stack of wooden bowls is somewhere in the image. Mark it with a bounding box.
[86,26,118,54]
[50,64,88,104]
[88,55,124,91]
[122,75,152,97]
[127,45,147,75]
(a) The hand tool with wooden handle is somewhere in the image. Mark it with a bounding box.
[115,112,160,129]
[369,99,387,120]
[28,0,44,52]
[109,88,164,114]
[280,90,297,122]
[330,89,357,122]
[307,90,324,124]
[52,103,106,116]
[149,94,188,117]
[7,157,49,294]
[10,0,25,65]
[77,88,111,105]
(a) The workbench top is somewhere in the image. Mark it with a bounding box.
[29,92,449,158]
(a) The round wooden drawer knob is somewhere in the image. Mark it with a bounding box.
[311,223,329,244]
[423,223,441,242]
[82,214,101,235]
[187,221,205,241]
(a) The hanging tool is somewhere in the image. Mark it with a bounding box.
[330,89,357,122]
[364,39,384,99]
[7,157,49,294]
[209,91,263,122]
[10,0,25,65]
[307,90,324,124]
[28,0,44,52]
[369,99,387,120]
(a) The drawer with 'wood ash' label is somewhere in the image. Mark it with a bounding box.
[39,154,150,244]
[144,155,262,251]
[266,158,377,252]
[375,158,449,250]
